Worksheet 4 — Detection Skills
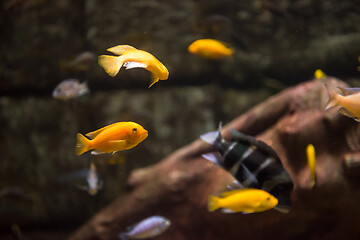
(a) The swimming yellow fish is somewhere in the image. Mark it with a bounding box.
[208,188,278,214]
[188,39,234,59]
[306,144,316,188]
[357,56,360,71]
[98,45,169,88]
[75,121,148,155]
[325,84,360,122]
[314,69,326,79]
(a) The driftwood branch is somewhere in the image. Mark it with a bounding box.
[69,78,360,240]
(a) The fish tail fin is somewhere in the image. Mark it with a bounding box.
[207,195,221,212]
[98,55,123,77]
[324,84,339,110]
[75,133,91,155]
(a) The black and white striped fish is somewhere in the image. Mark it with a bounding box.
[201,123,293,213]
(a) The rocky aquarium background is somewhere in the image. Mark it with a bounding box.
[1,0,360,239]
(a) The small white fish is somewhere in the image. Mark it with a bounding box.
[85,162,102,196]
[52,79,89,101]
[119,216,171,240]
[76,162,102,196]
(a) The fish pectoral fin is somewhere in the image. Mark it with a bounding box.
[337,107,355,118]
[123,61,147,69]
[148,74,159,88]
[91,150,107,155]
[107,45,137,55]
[108,140,128,149]
[86,122,120,139]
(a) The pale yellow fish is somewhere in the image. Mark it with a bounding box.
[208,188,278,214]
[188,39,234,59]
[98,45,169,88]
[325,84,360,122]
[358,56,360,71]
[314,69,326,79]
[75,121,148,155]
[306,144,316,188]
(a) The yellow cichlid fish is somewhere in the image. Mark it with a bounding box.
[314,69,326,79]
[188,39,234,59]
[325,84,360,122]
[306,144,316,188]
[357,56,360,71]
[98,45,169,88]
[75,121,148,155]
[208,188,278,214]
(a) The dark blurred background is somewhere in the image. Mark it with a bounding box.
[1,0,360,239]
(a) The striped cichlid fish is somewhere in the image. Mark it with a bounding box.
[201,123,293,213]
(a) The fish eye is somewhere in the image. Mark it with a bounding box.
[132,128,137,133]
[267,197,271,200]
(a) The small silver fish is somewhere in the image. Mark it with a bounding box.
[52,79,89,101]
[72,162,102,196]
[84,162,102,196]
[119,216,171,240]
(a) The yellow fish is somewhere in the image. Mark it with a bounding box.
[98,45,169,88]
[208,188,278,214]
[188,39,234,59]
[357,56,360,71]
[325,84,360,122]
[314,69,326,79]
[75,121,148,155]
[306,144,316,188]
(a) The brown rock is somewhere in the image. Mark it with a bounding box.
[69,77,360,240]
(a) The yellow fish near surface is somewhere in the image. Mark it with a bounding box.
[75,121,148,155]
[306,144,316,188]
[208,188,278,214]
[314,69,326,79]
[188,39,234,59]
[325,84,360,122]
[98,45,169,88]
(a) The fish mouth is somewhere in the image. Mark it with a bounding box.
[140,130,148,140]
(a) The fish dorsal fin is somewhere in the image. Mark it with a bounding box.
[338,87,360,96]
[148,74,159,88]
[107,45,138,55]
[337,107,355,118]
[86,122,120,139]
[229,127,248,142]
[123,61,147,69]
[220,188,255,197]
